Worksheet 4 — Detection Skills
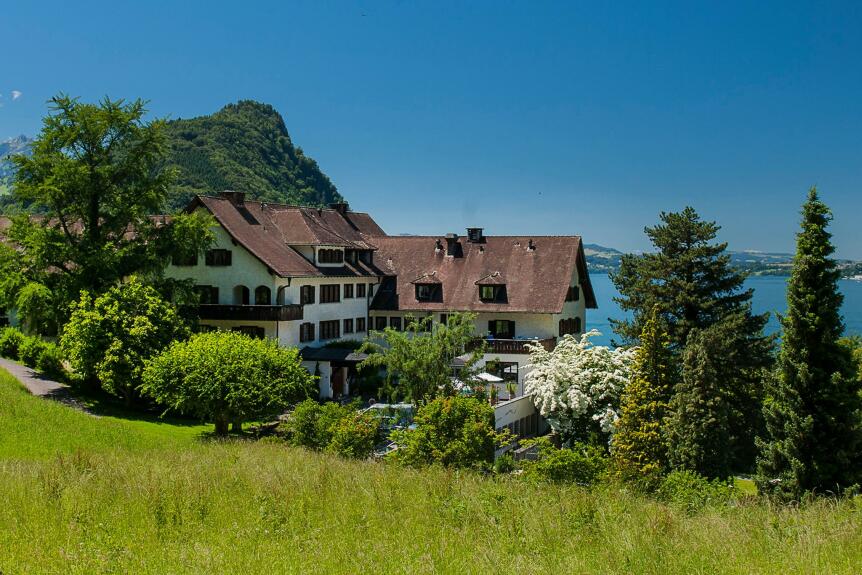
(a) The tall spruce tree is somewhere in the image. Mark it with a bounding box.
[612,307,675,480]
[756,188,862,498]
[612,207,773,470]
[667,326,732,480]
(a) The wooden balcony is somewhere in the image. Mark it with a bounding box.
[470,337,556,355]
[197,304,304,322]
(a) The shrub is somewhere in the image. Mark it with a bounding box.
[389,395,505,470]
[141,331,315,435]
[519,437,608,485]
[288,400,343,450]
[19,336,48,368]
[36,343,66,380]
[285,399,376,459]
[494,453,516,474]
[656,470,738,512]
[0,327,25,359]
[327,412,379,459]
[62,278,189,405]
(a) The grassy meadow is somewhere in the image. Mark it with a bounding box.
[0,367,860,574]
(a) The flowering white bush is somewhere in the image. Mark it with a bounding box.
[524,330,636,445]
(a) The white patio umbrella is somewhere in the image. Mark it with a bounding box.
[475,372,504,383]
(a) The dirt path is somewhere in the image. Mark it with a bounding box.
[0,357,91,412]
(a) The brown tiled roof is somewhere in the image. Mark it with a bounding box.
[188,193,386,278]
[370,235,597,314]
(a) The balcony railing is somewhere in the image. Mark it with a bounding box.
[470,337,556,355]
[197,304,304,322]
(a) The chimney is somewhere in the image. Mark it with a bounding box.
[435,239,444,254]
[329,202,349,215]
[466,227,485,243]
[445,233,462,257]
[219,190,245,205]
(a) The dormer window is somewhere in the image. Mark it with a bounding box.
[318,249,344,264]
[479,285,507,303]
[415,283,441,302]
[476,272,507,303]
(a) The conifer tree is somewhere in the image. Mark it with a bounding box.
[756,188,862,498]
[613,308,675,479]
[611,207,768,352]
[612,207,774,470]
[667,326,732,479]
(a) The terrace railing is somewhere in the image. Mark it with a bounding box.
[197,304,304,322]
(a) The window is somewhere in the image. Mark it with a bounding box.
[344,284,354,299]
[318,249,344,264]
[171,252,198,266]
[559,317,582,336]
[194,285,219,304]
[234,285,250,305]
[368,283,375,297]
[440,313,448,325]
[356,283,366,298]
[389,316,402,331]
[343,318,354,334]
[356,317,366,332]
[254,286,271,305]
[300,285,315,305]
[488,320,515,339]
[299,322,315,342]
[566,285,580,302]
[479,285,507,303]
[205,249,232,266]
[375,316,387,331]
[415,283,441,302]
[489,361,519,382]
[345,249,358,264]
[320,284,340,303]
[232,326,265,339]
[319,320,340,340]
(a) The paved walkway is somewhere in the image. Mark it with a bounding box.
[0,357,90,412]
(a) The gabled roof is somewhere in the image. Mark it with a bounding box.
[188,193,386,278]
[370,235,597,314]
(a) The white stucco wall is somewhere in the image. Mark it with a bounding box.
[168,222,277,303]
[276,276,379,348]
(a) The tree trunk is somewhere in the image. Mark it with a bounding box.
[214,414,229,436]
[231,418,243,433]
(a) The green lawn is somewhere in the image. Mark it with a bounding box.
[1,367,861,574]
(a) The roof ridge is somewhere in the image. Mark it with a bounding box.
[200,194,372,216]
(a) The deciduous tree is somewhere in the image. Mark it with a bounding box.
[5,95,212,330]
[61,277,189,405]
[142,331,315,435]
[524,330,636,447]
[359,313,484,402]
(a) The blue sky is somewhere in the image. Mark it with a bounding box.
[2,1,861,257]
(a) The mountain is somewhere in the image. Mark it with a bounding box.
[164,100,343,210]
[0,135,32,198]
[584,243,861,278]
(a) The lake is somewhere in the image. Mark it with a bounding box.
[587,274,862,347]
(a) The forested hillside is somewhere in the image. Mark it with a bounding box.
[164,100,343,210]
[0,102,343,213]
